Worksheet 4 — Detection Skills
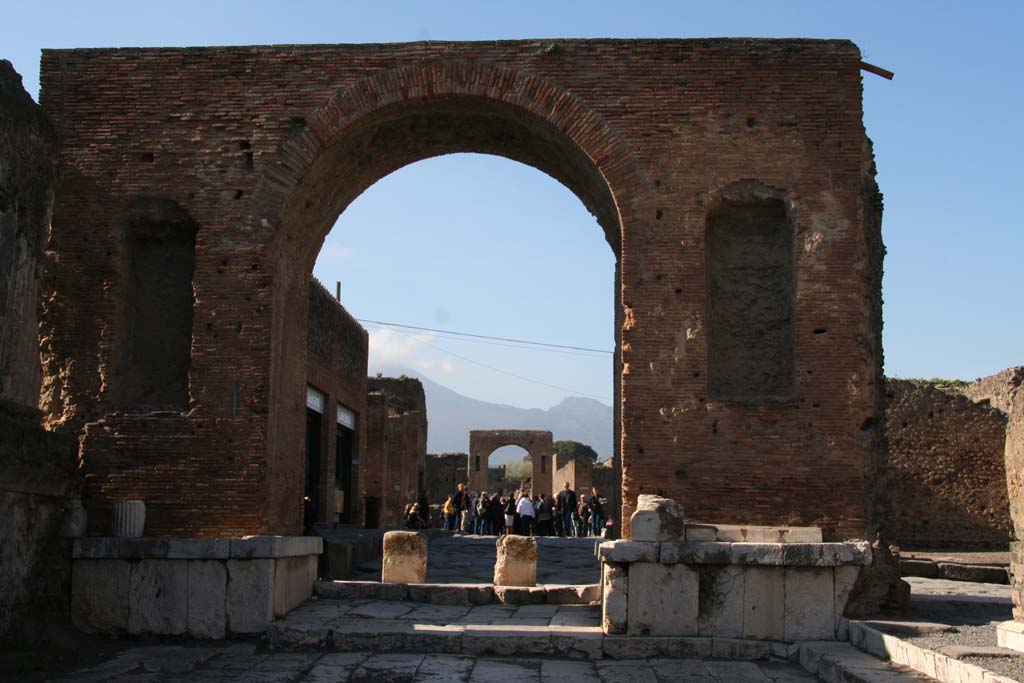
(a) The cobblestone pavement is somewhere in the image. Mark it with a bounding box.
[56,644,821,682]
[351,535,602,585]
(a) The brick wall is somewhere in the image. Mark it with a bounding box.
[367,377,427,527]
[965,367,1023,415]
[305,279,368,525]
[885,379,1011,547]
[426,453,467,507]
[39,39,884,538]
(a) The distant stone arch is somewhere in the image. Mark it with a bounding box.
[469,429,554,496]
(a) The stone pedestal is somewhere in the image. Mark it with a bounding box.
[382,531,428,584]
[494,535,537,586]
[71,535,321,638]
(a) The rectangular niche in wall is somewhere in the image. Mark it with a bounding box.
[705,184,795,401]
[115,196,197,409]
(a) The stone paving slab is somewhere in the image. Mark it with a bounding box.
[57,648,826,682]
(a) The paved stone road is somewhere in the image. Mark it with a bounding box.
[352,535,603,585]
[56,644,820,682]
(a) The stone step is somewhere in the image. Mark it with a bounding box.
[799,641,939,682]
[314,580,600,606]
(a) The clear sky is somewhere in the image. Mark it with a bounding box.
[4,1,1021,410]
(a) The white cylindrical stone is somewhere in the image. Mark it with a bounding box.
[382,531,428,584]
[112,499,146,538]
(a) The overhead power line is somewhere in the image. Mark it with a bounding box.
[372,322,613,404]
[357,318,613,355]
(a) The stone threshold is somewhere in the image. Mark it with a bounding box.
[316,580,600,606]
[900,558,1011,585]
[73,535,323,560]
[599,539,873,566]
[848,618,1017,682]
[799,641,937,682]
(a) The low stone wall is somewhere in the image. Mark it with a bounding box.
[599,538,871,641]
[71,536,321,638]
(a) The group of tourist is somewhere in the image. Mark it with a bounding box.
[432,481,607,537]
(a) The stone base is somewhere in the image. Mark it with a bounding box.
[997,620,1024,653]
[71,536,321,638]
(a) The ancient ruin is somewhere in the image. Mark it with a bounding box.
[469,429,554,496]
[31,39,885,543]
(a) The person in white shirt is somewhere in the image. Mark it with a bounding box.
[515,492,536,536]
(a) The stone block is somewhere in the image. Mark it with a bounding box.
[597,539,659,563]
[273,555,316,618]
[466,585,495,605]
[742,567,784,640]
[997,620,1024,653]
[685,524,718,541]
[627,562,698,636]
[602,562,628,635]
[187,560,226,639]
[546,583,601,605]
[602,635,712,659]
[226,558,274,633]
[128,559,188,635]
[783,567,835,641]
[550,628,604,659]
[661,541,732,564]
[731,543,784,565]
[72,537,120,559]
[462,624,553,657]
[382,531,428,584]
[71,559,130,633]
[117,537,231,560]
[230,535,323,559]
[698,565,744,637]
[711,637,772,660]
[493,585,546,605]
[937,562,1010,584]
[408,583,469,605]
[630,494,686,542]
[494,534,537,587]
[834,565,860,623]
[899,558,939,578]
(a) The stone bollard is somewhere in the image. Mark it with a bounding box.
[382,531,428,584]
[494,535,537,586]
[629,494,686,541]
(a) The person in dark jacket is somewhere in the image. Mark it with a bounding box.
[555,482,577,537]
[488,492,503,536]
[589,487,605,537]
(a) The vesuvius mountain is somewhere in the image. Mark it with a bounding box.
[373,365,613,460]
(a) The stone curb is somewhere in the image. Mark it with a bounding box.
[796,640,936,682]
[315,580,600,606]
[74,536,323,560]
[899,558,1010,585]
[847,619,1018,683]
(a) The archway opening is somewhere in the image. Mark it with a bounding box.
[267,91,625,533]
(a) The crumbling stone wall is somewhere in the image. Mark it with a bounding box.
[885,378,1011,547]
[40,40,884,539]
[426,453,467,506]
[306,279,368,524]
[592,460,621,530]
[1005,394,1024,617]
[0,61,77,639]
[553,456,593,497]
[965,367,1023,415]
[368,377,427,526]
[0,60,58,406]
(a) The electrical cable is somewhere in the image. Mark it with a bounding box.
[357,318,613,355]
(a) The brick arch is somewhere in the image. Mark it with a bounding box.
[260,60,648,269]
[259,61,641,532]
[469,430,554,497]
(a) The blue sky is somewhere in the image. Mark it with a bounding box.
[4,1,1021,409]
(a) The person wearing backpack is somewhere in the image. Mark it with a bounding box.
[475,492,490,535]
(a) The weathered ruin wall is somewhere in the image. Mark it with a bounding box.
[553,456,593,496]
[592,461,621,530]
[964,367,1024,415]
[362,392,387,528]
[0,61,58,408]
[885,379,1011,547]
[426,453,467,506]
[1006,396,1024,617]
[0,400,78,637]
[306,279,368,524]
[41,40,882,539]
[367,377,427,526]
